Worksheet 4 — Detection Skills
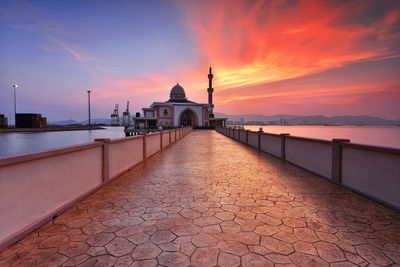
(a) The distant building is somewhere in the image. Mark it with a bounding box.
[15,113,47,128]
[0,114,8,128]
[133,67,227,129]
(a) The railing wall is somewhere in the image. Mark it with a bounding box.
[109,136,144,179]
[216,126,400,211]
[260,133,281,157]
[285,137,332,178]
[0,127,192,251]
[341,144,400,209]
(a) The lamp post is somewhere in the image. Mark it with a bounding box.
[87,90,91,127]
[12,84,18,126]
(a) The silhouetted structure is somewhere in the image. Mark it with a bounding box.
[122,101,131,126]
[15,113,47,128]
[0,114,8,128]
[132,67,226,129]
[111,104,120,126]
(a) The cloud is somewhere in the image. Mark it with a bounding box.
[180,0,400,89]
[0,0,101,72]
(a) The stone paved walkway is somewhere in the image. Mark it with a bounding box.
[1,130,400,267]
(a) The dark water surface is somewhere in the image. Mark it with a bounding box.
[0,127,125,158]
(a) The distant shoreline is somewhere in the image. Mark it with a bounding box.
[0,126,105,133]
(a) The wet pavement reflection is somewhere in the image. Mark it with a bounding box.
[1,130,399,266]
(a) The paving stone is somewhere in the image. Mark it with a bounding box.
[314,241,346,262]
[105,237,135,257]
[121,216,144,226]
[256,214,282,225]
[282,217,306,228]
[265,253,293,264]
[293,241,318,255]
[191,233,218,247]
[242,253,273,267]
[193,216,222,226]
[86,232,115,246]
[158,251,190,266]
[260,236,294,255]
[255,224,280,236]
[62,254,90,266]
[59,241,89,257]
[355,244,393,266]
[289,252,329,267]
[217,240,249,256]
[39,234,69,248]
[38,252,68,267]
[114,255,133,267]
[87,246,108,256]
[191,247,219,266]
[131,243,161,260]
[215,211,235,221]
[76,254,116,267]
[293,227,319,242]
[171,225,201,236]
[150,230,176,244]
[218,251,240,266]
[127,232,150,245]
[234,231,260,245]
[130,259,158,267]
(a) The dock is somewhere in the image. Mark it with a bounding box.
[0,130,399,266]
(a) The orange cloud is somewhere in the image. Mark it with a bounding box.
[180,0,399,89]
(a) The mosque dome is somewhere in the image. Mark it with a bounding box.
[169,83,186,101]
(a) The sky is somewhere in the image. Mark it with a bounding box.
[0,0,399,123]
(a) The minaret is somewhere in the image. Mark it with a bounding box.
[207,66,214,106]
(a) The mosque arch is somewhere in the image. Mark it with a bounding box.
[178,108,198,127]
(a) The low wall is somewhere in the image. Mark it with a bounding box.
[260,133,281,157]
[109,136,144,179]
[145,133,161,158]
[285,137,332,178]
[216,126,400,211]
[0,127,192,251]
[239,130,247,144]
[341,144,400,209]
[248,131,259,148]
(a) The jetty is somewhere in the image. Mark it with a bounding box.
[0,128,399,266]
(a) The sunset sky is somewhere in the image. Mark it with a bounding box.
[0,0,399,123]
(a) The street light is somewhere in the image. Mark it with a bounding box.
[87,90,91,127]
[12,84,18,126]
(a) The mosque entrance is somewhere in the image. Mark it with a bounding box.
[179,109,198,127]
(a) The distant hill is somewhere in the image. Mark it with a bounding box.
[215,112,399,125]
[49,119,79,125]
[50,114,399,126]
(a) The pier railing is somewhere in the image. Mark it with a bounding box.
[0,127,192,251]
[216,126,400,211]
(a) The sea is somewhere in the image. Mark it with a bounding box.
[0,125,399,158]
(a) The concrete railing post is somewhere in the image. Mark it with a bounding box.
[258,127,263,150]
[331,139,350,183]
[143,134,146,159]
[280,134,290,160]
[160,131,163,150]
[246,130,249,145]
[94,138,110,182]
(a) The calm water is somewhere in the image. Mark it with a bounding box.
[0,126,399,158]
[0,127,125,158]
[243,125,400,148]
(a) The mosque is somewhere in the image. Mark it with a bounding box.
[133,67,227,129]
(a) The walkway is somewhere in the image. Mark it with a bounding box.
[1,131,399,266]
